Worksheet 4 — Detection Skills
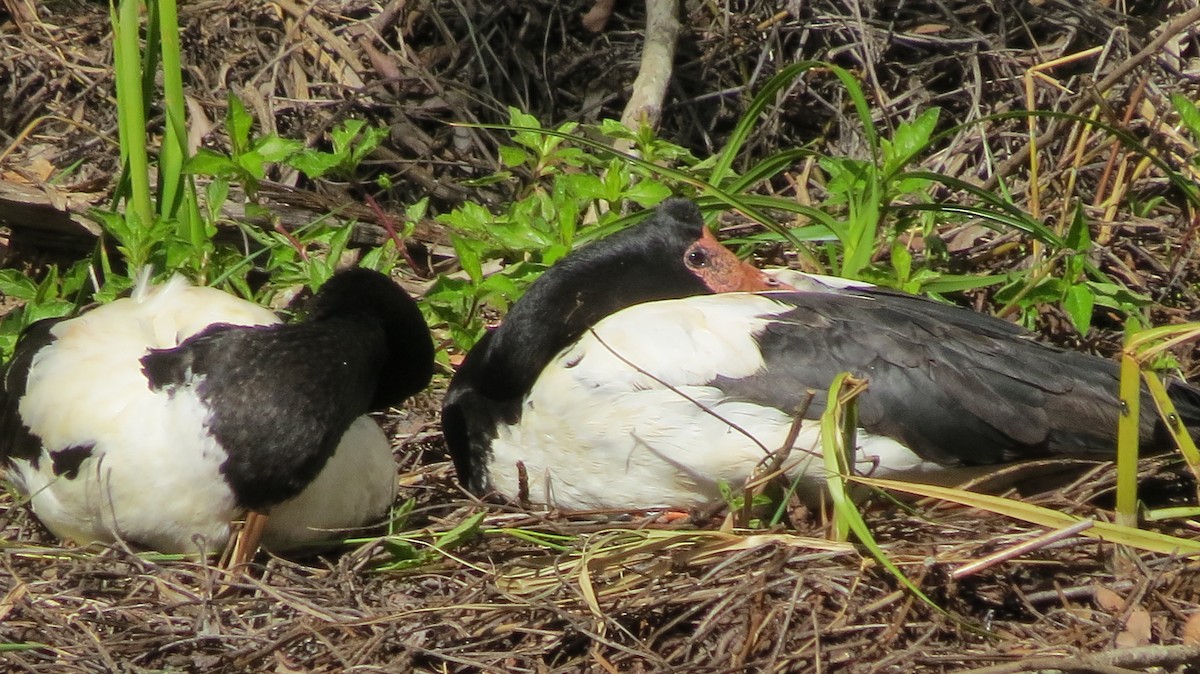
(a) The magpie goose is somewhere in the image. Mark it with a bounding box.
[442,198,1200,510]
[0,268,434,555]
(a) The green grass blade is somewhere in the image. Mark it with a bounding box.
[112,0,154,231]
[820,373,956,621]
[850,477,1200,556]
[1141,372,1200,483]
[916,273,1008,294]
[708,61,824,187]
[1116,351,1141,528]
[895,175,1065,247]
[841,178,880,278]
[1125,322,1200,356]
[0,642,49,653]
[723,147,818,194]
[156,0,188,221]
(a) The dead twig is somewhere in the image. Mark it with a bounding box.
[951,644,1200,674]
[618,0,681,134]
[984,4,1200,190]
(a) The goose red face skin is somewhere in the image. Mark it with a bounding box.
[684,227,795,292]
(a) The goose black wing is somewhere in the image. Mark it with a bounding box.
[716,290,1168,466]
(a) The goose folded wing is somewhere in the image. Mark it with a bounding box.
[717,291,1154,466]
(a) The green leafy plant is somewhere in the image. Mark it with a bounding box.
[106,0,206,278]
[184,100,398,295]
[426,108,682,349]
[461,63,1195,355]
[990,204,1149,334]
[0,266,89,357]
[0,0,405,365]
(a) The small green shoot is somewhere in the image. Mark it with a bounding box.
[1115,322,1200,528]
[820,372,953,619]
[486,527,578,552]
[0,642,49,653]
[717,480,773,529]
[374,512,486,572]
[1116,350,1142,529]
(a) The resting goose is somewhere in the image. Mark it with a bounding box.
[442,198,1200,510]
[0,268,434,555]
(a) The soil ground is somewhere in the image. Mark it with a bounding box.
[3,1,1200,672]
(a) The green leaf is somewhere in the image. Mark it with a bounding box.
[1171,93,1200,139]
[226,93,253,153]
[288,149,342,180]
[623,180,672,207]
[556,173,604,202]
[405,197,429,224]
[23,299,74,324]
[1064,284,1095,334]
[479,272,522,306]
[540,243,570,267]
[819,157,872,207]
[185,148,241,177]
[330,119,366,156]
[439,201,494,234]
[598,118,638,140]
[916,274,1005,294]
[883,107,939,175]
[451,234,485,285]
[1086,280,1149,306]
[499,145,530,168]
[1064,205,1090,252]
[252,134,304,163]
[890,240,912,284]
[507,107,545,151]
[348,126,388,166]
[0,270,38,300]
[434,512,485,550]
[507,106,540,129]
[236,150,266,181]
[204,178,230,224]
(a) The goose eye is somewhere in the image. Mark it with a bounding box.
[686,248,709,268]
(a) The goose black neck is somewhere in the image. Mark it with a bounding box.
[308,269,434,407]
[470,199,713,401]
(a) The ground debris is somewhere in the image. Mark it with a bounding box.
[3,449,1200,673]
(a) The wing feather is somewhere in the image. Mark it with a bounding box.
[714,290,1160,465]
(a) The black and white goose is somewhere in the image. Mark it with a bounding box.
[442,198,1200,510]
[0,268,434,555]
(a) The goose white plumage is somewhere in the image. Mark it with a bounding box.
[443,198,1200,511]
[0,268,434,554]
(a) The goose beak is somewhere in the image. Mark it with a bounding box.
[696,227,798,293]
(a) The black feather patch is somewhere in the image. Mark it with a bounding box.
[715,290,1167,465]
[51,444,95,479]
[1,317,64,469]
[142,339,203,394]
